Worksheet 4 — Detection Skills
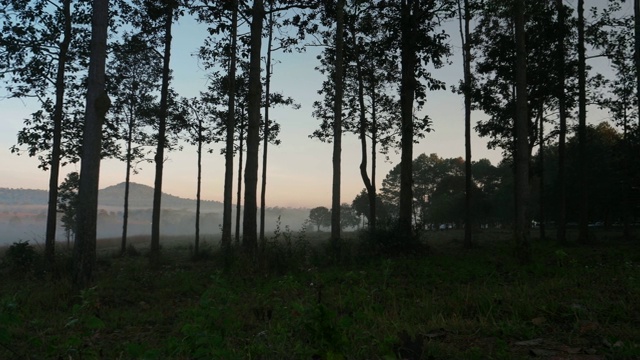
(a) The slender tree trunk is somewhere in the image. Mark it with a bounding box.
[45,0,72,267]
[235,116,244,245]
[195,118,202,257]
[538,107,546,240]
[150,2,174,263]
[260,9,274,247]
[577,0,589,244]
[458,0,473,248]
[514,0,531,263]
[398,0,418,238]
[556,0,567,244]
[370,84,377,230]
[120,115,134,256]
[221,0,238,251]
[622,100,632,239]
[242,0,264,252]
[636,0,640,121]
[331,0,346,250]
[73,0,109,288]
[629,0,639,240]
[351,23,375,232]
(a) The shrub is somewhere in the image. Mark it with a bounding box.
[3,241,37,273]
[358,221,428,257]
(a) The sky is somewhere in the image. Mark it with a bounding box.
[5,4,615,209]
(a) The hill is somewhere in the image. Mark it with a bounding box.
[0,182,223,211]
[98,182,224,211]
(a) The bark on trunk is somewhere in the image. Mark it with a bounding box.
[45,0,72,267]
[577,0,589,244]
[195,118,202,256]
[73,0,109,288]
[514,0,531,263]
[121,115,133,256]
[260,9,274,247]
[150,2,174,264]
[458,0,473,248]
[242,0,264,252]
[221,0,238,251]
[236,115,244,245]
[331,0,346,250]
[398,0,418,238]
[538,106,546,240]
[370,83,377,231]
[351,22,375,232]
[556,0,567,244]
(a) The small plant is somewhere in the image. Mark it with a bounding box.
[62,286,105,358]
[3,241,37,273]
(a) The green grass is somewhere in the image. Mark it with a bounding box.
[1,229,639,359]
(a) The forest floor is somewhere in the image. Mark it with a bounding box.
[0,228,639,359]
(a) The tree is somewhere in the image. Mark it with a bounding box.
[351,189,390,227]
[57,171,79,247]
[555,0,569,244]
[224,0,239,252]
[107,34,159,255]
[242,0,265,252]
[193,0,241,252]
[1,0,88,268]
[514,0,530,262]
[259,2,303,245]
[330,0,346,251]
[73,0,110,288]
[309,206,331,232]
[150,0,180,264]
[457,0,474,247]
[182,97,219,256]
[336,203,359,230]
[589,0,638,239]
[381,153,464,227]
[385,0,452,238]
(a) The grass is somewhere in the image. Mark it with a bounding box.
[1,229,639,359]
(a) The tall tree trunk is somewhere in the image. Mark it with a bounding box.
[195,118,203,257]
[235,116,244,245]
[73,0,109,288]
[242,0,264,252]
[630,0,639,240]
[150,2,174,263]
[370,83,377,231]
[260,9,274,247]
[556,0,567,244]
[331,0,346,250]
[351,22,375,232]
[538,106,546,240]
[120,114,134,256]
[636,0,640,122]
[514,0,531,263]
[45,0,72,267]
[221,0,238,251]
[577,0,589,244]
[458,0,473,248]
[398,0,418,238]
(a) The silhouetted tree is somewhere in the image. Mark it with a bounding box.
[73,0,110,288]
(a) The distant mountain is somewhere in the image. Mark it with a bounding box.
[0,183,223,211]
[99,182,223,211]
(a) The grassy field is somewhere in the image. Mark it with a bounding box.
[1,229,639,359]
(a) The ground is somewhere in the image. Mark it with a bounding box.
[0,229,639,359]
